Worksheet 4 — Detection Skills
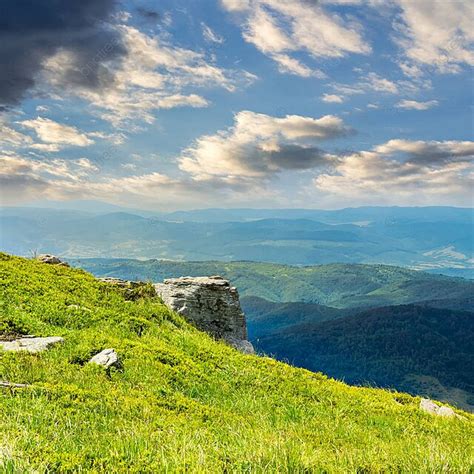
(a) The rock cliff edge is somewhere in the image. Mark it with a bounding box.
[155,276,254,354]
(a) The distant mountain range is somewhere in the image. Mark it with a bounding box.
[1,205,472,277]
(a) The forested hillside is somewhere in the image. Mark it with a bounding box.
[255,305,474,411]
[71,259,474,309]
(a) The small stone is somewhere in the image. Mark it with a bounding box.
[89,349,121,369]
[420,398,456,417]
[0,336,64,353]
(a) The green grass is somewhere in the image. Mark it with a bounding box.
[0,253,473,472]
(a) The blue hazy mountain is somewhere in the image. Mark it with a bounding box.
[1,205,472,277]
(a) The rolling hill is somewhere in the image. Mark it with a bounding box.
[1,206,472,276]
[255,304,474,411]
[0,253,473,471]
[70,259,474,310]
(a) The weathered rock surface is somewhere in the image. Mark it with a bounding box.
[89,349,121,369]
[227,337,255,355]
[420,398,456,417]
[0,336,64,353]
[155,276,254,353]
[36,254,69,266]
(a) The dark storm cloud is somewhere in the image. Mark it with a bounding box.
[0,0,126,106]
[136,7,161,23]
[265,144,329,170]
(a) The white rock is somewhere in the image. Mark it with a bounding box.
[89,349,121,369]
[420,398,456,417]
[437,406,456,417]
[0,336,64,353]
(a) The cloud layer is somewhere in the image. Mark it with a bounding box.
[221,0,370,76]
[314,139,474,206]
[0,0,125,106]
[179,111,351,182]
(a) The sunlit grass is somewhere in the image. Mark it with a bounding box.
[0,253,473,472]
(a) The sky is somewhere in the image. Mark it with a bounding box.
[0,0,473,211]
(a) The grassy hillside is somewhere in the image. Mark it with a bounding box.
[257,304,474,411]
[0,253,473,472]
[71,258,474,309]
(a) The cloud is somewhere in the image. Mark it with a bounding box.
[313,139,474,206]
[179,111,351,181]
[222,0,370,77]
[0,151,279,209]
[1,3,256,126]
[221,0,251,11]
[0,0,126,107]
[374,139,474,164]
[329,70,431,101]
[0,153,104,204]
[365,72,399,94]
[0,120,33,148]
[42,25,256,126]
[272,54,325,78]
[201,23,225,44]
[20,117,94,148]
[396,99,439,110]
[321,94,345,103]
[135,7,161,24]
[394,0,474,74]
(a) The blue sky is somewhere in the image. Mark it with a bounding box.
[1,0,473,210]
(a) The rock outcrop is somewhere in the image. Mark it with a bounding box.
[155,276,254,354]
[0,336,64,353]
[420,398,456,417]
[36,254,69,266]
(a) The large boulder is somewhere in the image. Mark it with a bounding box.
[0,336,64,353]
[155,276,254,354]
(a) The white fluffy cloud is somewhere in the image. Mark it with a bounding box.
[179,111,351,181]
[222,0,370,77]
[0,151,281,209]
[321,94,345,103]
[394,0,474,74]
[42,25,256,126]
[20,117,94,148]
[396,99,439,110]
[314,139,474,206]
